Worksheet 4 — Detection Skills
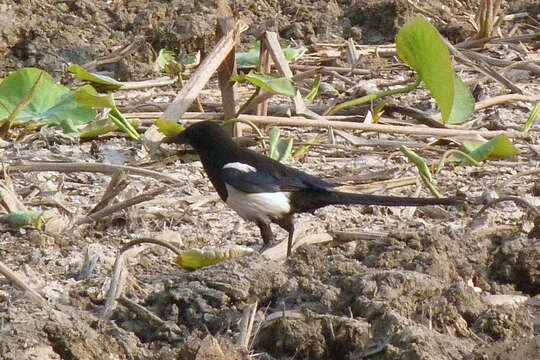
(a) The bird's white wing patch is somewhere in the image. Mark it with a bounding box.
[223,162,257,173]
[225,184,290,222]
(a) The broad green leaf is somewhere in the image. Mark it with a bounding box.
[396,17,454,123]
[230,71,297,97]
[306,74,321,101]
[525,102,539,133]
[236,41,307,68]
[448,73,475,124]
[462,134,519,164]
[0,68,96,134]
[0,210,56,229]
[68,64,123,90]
[156,119,185,137]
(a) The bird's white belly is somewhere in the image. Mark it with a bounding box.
[225,184,291,222]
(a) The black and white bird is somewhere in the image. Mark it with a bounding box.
[168,121,462,257]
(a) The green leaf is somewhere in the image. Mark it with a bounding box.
[401,145,433,183]
[269,127,293,163]
[525,102,540,133]
[0,68,96,134]
[180,50,201,69]
[236,41,307,68]
[230,71,297,97]
[68,64,123,90]
[75,86,140,140]
[462,134,519,164]
[156,119,185,137]
[269,127,281,160]
[306,74,321,101]
[396,17,474,124]
[448,73,475,124]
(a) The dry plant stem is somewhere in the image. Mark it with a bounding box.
[474,93,540,111]
[238,301,258,349]
[290,64,371,75]
[102,238,182,319]
[160,22,241,121]
[82,37,143,71]
[117,296,168,329]
[77,186,168,225]
[445,39,522,94]
[216,17,237,125]
[119,77,179,90]
[263,31,307,114]
[89,170,129,214]
[0,260,48,307]
[473,196,539,221]
[435,150,481,174]
[495,169,540,192]
[6,161,181,184]
[119,237,182,256]
[230,115,528,139]
[102,246,146,319]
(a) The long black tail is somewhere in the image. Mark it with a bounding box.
[291,190,464,212]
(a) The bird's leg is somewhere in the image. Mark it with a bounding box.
[256,220,275,252]
[276,215,295,257]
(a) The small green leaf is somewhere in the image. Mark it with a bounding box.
[68,64,123,90]
[0,68,96,134]
[269,127,294,163]
[180,50,201,69]
[401,145,433,183]
[269,127,281,160]
[306,75,321,101]
[525,102,540,133]
[230,71,297,97]
[462,134,519,164]
[396,17,472,124]
[156,119,185,137]
[236,41,307,68]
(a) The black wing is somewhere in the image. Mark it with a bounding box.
[221,149,334,193]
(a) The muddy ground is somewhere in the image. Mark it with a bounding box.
[1,0,540,359]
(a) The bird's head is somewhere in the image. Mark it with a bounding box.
[166,121,232,150]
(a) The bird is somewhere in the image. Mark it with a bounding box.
[167,121,463,257]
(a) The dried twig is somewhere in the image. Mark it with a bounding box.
[102,237,182,319]
[473,196,539,220]
[0,260,48,307]
[89,170,129,214]
[237,301,258,349]
[76,186,168,225]
[6,161,181,184]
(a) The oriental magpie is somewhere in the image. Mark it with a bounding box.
[168,121,462,257]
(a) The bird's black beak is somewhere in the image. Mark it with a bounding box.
[165,130,188,145]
